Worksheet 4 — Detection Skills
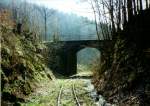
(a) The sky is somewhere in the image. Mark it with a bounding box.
[26,0,95,20]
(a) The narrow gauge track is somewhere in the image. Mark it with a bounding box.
[57,84,81,106]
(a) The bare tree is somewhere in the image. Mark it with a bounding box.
[11,0,29,32]
[109,0,116,35]
[127,0,133,21]
[145,0,148,9]
[122,0,127,27]
[116,0,122,31]
[88,0,112,40]
[133,0,137,15]
[11,0,18,21]
[90,0,101,40]
[136,0,140,12]
[83,0,146,40]
[139,0,143,10]
[37,6,55,41]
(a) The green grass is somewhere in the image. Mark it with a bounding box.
[22,78,96,106]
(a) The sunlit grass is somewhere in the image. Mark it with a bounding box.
[21,64,95,106]
[22,78,96,106]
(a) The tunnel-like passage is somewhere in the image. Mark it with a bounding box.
[77,48,100,75]
[45,40,112,76]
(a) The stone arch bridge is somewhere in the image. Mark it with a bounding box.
[44,40,112,76]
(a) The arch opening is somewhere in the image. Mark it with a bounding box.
[76,47,101,76]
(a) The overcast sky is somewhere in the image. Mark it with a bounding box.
[26,0,94,20]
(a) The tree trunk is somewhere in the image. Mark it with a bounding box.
[127,0,133,21]
[133,0,137,15]
[102,1,110,40]
[44,13,47,41]
[109,0,115,36]
[11,0,17,21]
[139,0,143,10]
[123,0,127,27]
[145,0,148,9]
[117,0,121,31]
[90,0,101,40]
[136,0,140,13]
[95,0,106,39]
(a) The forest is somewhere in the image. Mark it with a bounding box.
[0,0,98,41]
[0,0,150,106]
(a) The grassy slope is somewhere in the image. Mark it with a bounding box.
[0,10,54,104]
[22,79,96,106]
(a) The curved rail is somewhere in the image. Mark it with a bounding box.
[57,85,63,106]
[72,84,81,106]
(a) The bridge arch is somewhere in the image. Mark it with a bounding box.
[77,47,101,74]
[65,44,102,75]
[45,40,112,76]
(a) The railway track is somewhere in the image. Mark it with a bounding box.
[57,84,81,106]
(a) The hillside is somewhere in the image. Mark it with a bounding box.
[0,10,54,105]
[92,9,150,105]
